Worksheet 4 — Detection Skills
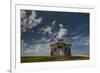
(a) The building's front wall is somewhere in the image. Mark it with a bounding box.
[59,48,64,56]
[50,43,71,56]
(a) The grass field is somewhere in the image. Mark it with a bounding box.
[21,56,89,63]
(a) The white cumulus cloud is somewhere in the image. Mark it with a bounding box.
[51,20,56,26]
[41,25,52,34]
[21,10,26,19]
[56,24,68,39]
[21,10,43,32]
[59,23,63,28]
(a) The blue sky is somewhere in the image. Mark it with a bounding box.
[21,10,89,56]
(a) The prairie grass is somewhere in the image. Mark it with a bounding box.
[21,56,89,63]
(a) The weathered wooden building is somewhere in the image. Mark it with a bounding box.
[50,39,71,56]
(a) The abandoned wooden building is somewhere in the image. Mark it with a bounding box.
[50,39,71,56]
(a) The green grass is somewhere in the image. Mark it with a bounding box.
[21,56,89,63]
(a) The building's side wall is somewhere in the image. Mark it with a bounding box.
[51,48,54,56]
[64,46,71,56]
